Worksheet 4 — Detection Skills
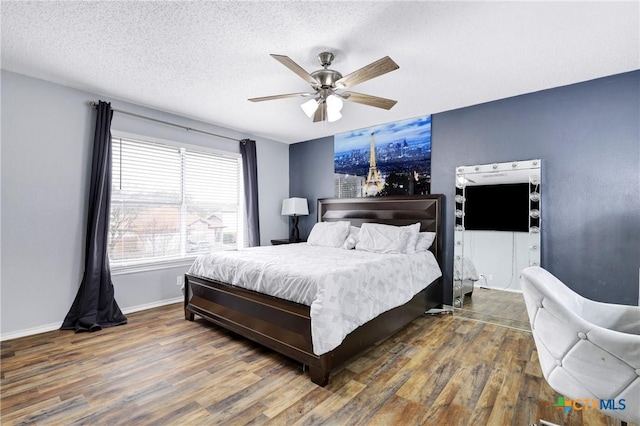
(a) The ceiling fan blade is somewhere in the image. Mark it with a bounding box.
[341,91,397,110]
[335,56,399,89]
[248,92,312,102]
[313,101,327,122]
[270,54,320,87]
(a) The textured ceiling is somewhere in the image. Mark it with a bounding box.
[1,1,638,144]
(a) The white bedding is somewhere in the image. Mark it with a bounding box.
[188,243,442,355]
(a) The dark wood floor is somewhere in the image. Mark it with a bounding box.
[0,303,630,425]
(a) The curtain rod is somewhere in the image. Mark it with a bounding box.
[89,101,241,142]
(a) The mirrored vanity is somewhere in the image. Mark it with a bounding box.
[453,159,541,330]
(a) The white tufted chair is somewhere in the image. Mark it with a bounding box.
[520,266,640,425]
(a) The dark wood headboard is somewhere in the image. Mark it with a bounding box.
[317,195,444,267]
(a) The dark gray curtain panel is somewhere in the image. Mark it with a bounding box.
[240,139,261,246]
[61,100,127,332]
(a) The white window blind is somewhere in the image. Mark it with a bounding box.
[108,136,243,269]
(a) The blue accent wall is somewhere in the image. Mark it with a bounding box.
[289,136,335,238]
[290,70,640,305]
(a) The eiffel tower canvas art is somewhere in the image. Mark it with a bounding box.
[334,115,432,198]
[365,132,383,196]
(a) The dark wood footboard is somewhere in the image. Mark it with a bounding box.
[185,273,441,386]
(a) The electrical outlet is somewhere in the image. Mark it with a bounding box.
[488,274,494,281]
[176,276,183,286]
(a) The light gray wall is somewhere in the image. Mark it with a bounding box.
[290,71,640,306]
[1,70,289,337]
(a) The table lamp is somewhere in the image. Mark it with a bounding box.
[281,197,309,241]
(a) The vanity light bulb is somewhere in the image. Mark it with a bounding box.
[529,209,540,218]
[529,226,540,233]
[455,195,465,204]
[530,175,540,185]
[455,209,464,218]
[455,225,465,231]
[529,192,540,202]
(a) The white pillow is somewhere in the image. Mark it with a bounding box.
[404,223,422,254]
[356,222,413,254]
[342,226,360,250]
[307,221,350,248]
[415,232,436,252]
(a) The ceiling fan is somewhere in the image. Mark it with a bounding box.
[248,52,399,123]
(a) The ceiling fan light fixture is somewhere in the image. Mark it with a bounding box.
[326,94,343,122]
[327,94,343,111]
[327,110,342,123]
[301,98,319,118]
[251,52,399,123]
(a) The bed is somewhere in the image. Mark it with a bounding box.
[184,195,444,386]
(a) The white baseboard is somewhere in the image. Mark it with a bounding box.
[121,297,182,315]
[0,297,183,342]
[0,321,63,342]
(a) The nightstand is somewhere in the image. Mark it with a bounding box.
[271,238,306,245]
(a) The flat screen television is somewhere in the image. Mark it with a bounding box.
[464,183,529,232]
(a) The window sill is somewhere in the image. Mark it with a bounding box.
[111,258,196,276]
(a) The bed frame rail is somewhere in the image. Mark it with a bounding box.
[185,274,441,386]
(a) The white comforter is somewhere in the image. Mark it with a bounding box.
[188,244,442,355]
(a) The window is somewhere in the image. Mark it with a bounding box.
[108,135,244,270]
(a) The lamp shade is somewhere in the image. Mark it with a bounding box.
[326,95,343,123]
[301,99,319,118]
[281,197,309,216]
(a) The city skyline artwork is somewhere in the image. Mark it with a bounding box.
[334,114,432,198]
